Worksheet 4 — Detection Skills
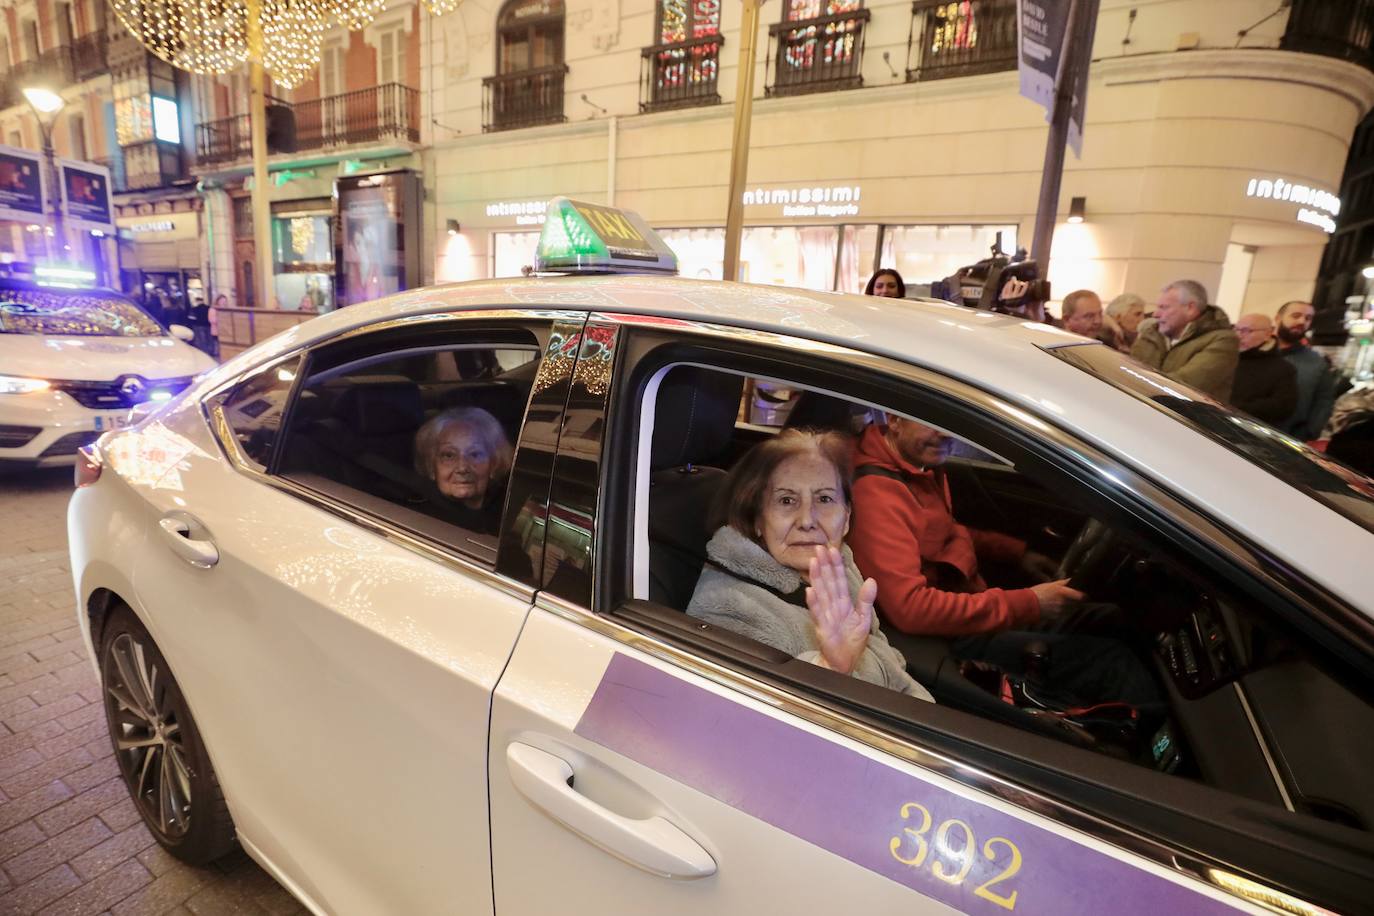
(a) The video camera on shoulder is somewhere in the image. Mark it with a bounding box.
[933,240,1051,321]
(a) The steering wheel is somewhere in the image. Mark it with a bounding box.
[1056,518,1128,596]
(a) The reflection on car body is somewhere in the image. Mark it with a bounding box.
[68,200,1374,916]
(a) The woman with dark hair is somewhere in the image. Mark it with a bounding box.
[864,269,906,299]
[686,429,934,700]
[413,407,514,534]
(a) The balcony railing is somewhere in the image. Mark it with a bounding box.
[906,0,1016,82]
[482,65,569,132]
[70,31,110,82]
[765,8,871,98]
[0,46,74,108]
[640,35,725,113]
[1282,0,1374,71]
[196,83,420,166]
[0,35,109,107]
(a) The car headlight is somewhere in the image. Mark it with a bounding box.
[0,375,51,395]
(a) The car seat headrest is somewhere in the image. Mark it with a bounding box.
[338,382,424,437]
[651,366,744,470]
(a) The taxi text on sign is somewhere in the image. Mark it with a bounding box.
[572,201,654,256]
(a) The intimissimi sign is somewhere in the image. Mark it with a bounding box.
[743,184,861,218]
[1245,176,1340,233]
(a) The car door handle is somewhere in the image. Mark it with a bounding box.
[505,742,716,880]
[157,516,219,568]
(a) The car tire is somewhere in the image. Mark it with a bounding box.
[99,605,236,864]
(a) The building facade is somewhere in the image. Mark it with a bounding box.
[417,0,1374,321]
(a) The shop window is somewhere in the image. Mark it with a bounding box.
[877,224,1017,296]
[273,213,334,313]
[483,0,567,131]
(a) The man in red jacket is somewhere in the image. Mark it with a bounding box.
[848,417,1157,707]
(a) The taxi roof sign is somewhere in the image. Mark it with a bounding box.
[535,197,678,275]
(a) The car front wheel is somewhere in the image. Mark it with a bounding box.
[99,605,236,864]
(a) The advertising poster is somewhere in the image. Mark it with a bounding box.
[58,159,114,232]
[0,145,47,224]
[336,172,420,307]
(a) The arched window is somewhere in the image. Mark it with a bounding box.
[497,0,565,75]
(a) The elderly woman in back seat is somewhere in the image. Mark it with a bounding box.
[686,429,934,701]
[413,407,514,535]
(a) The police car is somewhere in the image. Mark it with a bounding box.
[68,199,1374,915]
[0,274,215,469]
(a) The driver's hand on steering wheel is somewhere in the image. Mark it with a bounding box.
[1019,550,1060,582]
[1031,579,1085,619]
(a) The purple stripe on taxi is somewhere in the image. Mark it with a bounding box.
[575,653,1243,916]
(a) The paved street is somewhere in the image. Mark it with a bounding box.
[0,469,304,916]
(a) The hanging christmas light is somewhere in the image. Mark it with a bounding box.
[110,0,464,86]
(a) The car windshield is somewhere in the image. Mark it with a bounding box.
[0,287,164,338]
[1049,342,1374,535]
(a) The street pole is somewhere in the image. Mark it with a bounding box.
[1029,0,1083,270]
[723,0,764,283]
[39,124,65,263]
[246,0,275,309]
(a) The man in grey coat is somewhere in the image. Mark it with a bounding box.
[1130,280,1240,402]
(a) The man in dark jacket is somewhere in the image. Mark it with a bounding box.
[1232,313,1297,426]
[1130,280,1239,401]
[1275,301,1338,440]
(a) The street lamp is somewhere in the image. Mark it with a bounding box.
[21,86,67,264]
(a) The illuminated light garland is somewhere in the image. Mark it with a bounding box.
[110,0,462,86]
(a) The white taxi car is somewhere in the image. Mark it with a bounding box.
[69,200,1374,916]
[0,277,215,469]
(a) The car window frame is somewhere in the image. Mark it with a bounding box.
[202,309,589,602]
[583,316,1374,915]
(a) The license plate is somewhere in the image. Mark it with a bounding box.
[93,413,132,432]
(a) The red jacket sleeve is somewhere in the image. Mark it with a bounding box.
[848,479,1041,637]
[967,527,1026,566]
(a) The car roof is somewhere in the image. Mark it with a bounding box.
[210,274,1373,612]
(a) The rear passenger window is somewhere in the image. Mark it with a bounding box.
[206,355,303,469]
[277,338,540,564]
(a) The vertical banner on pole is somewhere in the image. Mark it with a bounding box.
[1064,0,1100,157]
[1018,0,1099,157]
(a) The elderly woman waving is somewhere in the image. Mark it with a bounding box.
[687,429,934,701]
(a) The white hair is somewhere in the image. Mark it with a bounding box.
[1163,280,1209,312]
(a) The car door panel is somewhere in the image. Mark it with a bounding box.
[489,606,1260,916]
[128,392,531,915]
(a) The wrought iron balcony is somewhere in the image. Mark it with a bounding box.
[906,0,1016,82]
[1282,0,1374,70]
[482,65,569,132]
[70,31,110,82]
[640,35,725,113]
[765,8,871,98]
[195,83,421,166]
[0,46,75,108]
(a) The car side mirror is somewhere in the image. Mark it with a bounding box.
[169,324,195,342]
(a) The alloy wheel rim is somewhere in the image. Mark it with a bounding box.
[105,633,192,839]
